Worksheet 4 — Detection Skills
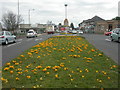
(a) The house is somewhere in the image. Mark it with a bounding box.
[79,16,105,33]
[95,20,119,33]
[79,16,120,33]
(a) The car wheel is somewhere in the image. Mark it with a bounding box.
[5,39,8,45]
[110,36,113,41]
[13,38,16,43]
[118,38,120,43]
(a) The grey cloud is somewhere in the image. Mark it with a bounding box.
[0,0,119,26]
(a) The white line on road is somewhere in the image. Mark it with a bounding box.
[105,39,111,42]
[27,38,33,41]
[6,43,17,47]
[35,39,39,41]
[17,42,21,44]
[17,39,23,42]
[3,42,21,49]
[35,38,42,41]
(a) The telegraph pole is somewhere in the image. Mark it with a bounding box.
[18,0,20,30]
[28,9,34,26]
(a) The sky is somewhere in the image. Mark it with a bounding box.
[0,0,120,27]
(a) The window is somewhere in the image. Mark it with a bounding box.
[0,31,3,35]
[6,32,11,36]
[28,31,34,33]
[114,29,120,33]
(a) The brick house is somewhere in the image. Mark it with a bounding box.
[79,16,120,33]
[79,16,105,33]
[95,20,119,33]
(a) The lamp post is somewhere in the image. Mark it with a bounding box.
[65,4,68,19]
[18,0,19,18]
[64,4,69,27]
[28,9,34,26]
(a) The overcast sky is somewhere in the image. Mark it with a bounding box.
[0,0,120,27]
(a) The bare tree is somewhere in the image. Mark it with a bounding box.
[2,11,23,33]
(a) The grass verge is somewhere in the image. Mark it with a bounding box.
[2,36,119,88]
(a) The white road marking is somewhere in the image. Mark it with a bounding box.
[3,42,21,49]
[35,38,42,41]
[17,42,21,44]
[17,39,22,42]
[105,39,111,42]
[27,38,33,41]
[35,39,39,41]
[6,43,17,47]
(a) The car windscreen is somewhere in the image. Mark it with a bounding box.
[0,31,3,35]
[28,31,34,33]
[116,28,120,32]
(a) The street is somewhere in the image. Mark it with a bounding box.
[1,33,119,66]
[2,33,57,66]
[81,34,119,64]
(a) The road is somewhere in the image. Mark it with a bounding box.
[1,33,119,66]
[2,33,57,66]
[81,34,119,65]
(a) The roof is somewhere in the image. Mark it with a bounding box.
[83,16,105,23]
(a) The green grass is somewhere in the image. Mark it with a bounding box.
[2,36,119,88]
[60,33,72,35]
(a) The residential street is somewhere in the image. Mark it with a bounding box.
[81,34,119,65]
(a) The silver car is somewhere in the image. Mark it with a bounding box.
[0,31,16,45]
[110,28,120,43]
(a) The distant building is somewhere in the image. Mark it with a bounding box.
[79,16,119,33]
[64,19,69,26]
[19,24,56,33]
[79,16,105,33]
[95,20,119,33]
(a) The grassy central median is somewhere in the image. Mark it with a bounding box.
[2,36,118,88]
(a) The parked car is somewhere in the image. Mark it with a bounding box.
[0,31,16,45]
[68,30,72,33]
[72,30,77,34]
[26,29,37,38]
[104,31,112,36]
[77,30,83,34]
[110,28,120,43]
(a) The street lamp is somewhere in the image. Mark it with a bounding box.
[28,9,34,25]
[64,4,68,19]
[64,4,69,27]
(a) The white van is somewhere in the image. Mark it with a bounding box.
[26,29,37,38]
